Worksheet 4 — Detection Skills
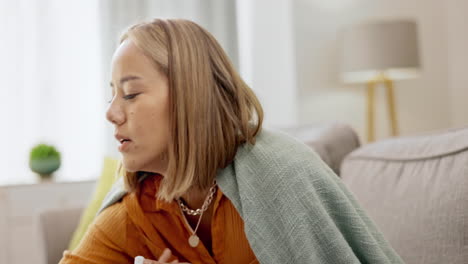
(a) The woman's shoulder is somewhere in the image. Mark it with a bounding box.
[92,198,129,245]
[224,128,332,190]
[95,199,128,226]
[239,128,322,166]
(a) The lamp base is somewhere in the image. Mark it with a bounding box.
[366,75,399,142]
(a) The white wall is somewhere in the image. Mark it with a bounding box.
[293,0,466,142]
[237,0,299,128]
[446,0,468,128]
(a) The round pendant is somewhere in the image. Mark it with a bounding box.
[188,235,200,247]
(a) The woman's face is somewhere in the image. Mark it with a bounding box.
[107,39,171,174]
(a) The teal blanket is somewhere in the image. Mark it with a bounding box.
[99,129,403,263]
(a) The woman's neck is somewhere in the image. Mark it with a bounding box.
[181,187,211,209]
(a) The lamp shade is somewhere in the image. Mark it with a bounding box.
[340,20,420,83]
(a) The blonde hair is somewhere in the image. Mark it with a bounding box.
[119,19,263,201]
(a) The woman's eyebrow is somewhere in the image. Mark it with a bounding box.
[109,75,142,87]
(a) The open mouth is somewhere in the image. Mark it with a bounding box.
[115,134,132,152]
[118,138,132,152]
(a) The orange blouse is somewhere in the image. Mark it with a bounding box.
[59,175,258,264]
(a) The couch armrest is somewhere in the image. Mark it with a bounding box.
[37,207,83,264]
[281,122,360,175]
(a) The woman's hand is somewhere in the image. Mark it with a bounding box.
[135,248,180,264]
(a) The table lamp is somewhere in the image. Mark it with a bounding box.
[340,20,421,142]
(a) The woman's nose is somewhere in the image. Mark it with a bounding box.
[106,101,125,125]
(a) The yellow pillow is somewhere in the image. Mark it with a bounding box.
[68,157,120,250]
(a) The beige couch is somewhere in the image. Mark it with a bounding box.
[341,126,468,264]
[38,207,83,264]
[39,123,468,264]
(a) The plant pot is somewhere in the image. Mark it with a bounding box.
[29,158,60,179]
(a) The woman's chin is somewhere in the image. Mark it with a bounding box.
[121,159,142,173]
[121,155,168,174]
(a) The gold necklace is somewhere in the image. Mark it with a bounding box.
[177,183,217,247]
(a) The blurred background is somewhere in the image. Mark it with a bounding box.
[1,0,467,185]
[0,0,467,263]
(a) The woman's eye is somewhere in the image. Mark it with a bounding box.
[123,93,140,100]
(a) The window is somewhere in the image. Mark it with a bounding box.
[0,0,104,184]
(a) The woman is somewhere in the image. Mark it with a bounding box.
[60,19,402,264]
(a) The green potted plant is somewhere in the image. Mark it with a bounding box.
[29,143,61,180]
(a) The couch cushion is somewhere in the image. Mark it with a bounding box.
[38,207,83,264]
[341,126,468,264]
[68,157,119,250]
[281,122,360,175]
